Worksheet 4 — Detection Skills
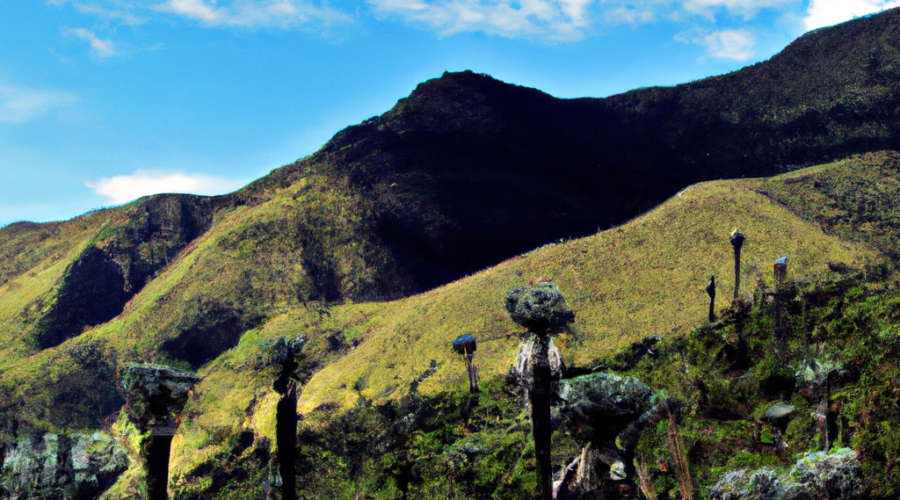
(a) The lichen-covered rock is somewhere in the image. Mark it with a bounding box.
[505,281,575,331]
[709,448,862,500]
[554,373,653,444]
[120,363,199,431]
[0,431,129,500]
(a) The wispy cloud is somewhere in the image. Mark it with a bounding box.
[369,0,595,41]
[676,27,756,59]
[681,0,799,19]
[156,0,351,28]
[64,28,117,57]
[51,0,350,30]
[368,0,804,41]
[0,84,77,124]
[48,0,146,26]
[85,170,249,204]
[803,0,900,30]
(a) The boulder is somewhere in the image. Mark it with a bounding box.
[709,448,862,500]
[761,403,795,423]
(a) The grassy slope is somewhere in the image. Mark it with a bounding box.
[148,160,885,495]
[295,173,880,413]
[0,173,410,429]
[0,154,890,497]
[0,211,120,369]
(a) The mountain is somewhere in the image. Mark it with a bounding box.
[4,8,900,500]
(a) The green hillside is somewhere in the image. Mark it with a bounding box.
[159,156,892,498]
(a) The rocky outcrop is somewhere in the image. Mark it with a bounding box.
[709,448,863,500]
[0,431,129,499]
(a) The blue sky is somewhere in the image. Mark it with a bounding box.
[1,0,897,226]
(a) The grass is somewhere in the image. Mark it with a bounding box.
[294,176,880,414]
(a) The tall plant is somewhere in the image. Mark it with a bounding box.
[730,229,746,299]
[506,280,575,500]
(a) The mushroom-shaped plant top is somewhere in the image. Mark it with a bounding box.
[730,228,746,247]
[452,334,477,355]
[120,363,200,430]
[259,335,307,368]
[506,280,575,332]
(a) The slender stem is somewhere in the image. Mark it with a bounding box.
[145,434,173,500]
[530,332,553,500]
[277,383,298,500]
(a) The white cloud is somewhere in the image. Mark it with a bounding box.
[50,0,349,30]
[369,0,595,41]
[85,170,249,204]
[676,27,756,59]
[155,0,350,27]
[64,28,117,57]
[0,85,77,124]
[803,0,900,30]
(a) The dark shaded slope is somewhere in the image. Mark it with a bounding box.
[240,9,900,294]
[27,195,223,350]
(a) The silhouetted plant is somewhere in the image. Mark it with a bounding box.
[506,280,575,500]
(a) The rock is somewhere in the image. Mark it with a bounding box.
[505,281,575,331]
[120,363,200,432]
[761,403,795,423]
[506,337,564,409]
[554,373,653,444]
[709,448,862,500]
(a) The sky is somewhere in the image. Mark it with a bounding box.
[1,0,898,226]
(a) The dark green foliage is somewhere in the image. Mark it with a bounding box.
[618,266,900,498]
[296,379,542,498]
